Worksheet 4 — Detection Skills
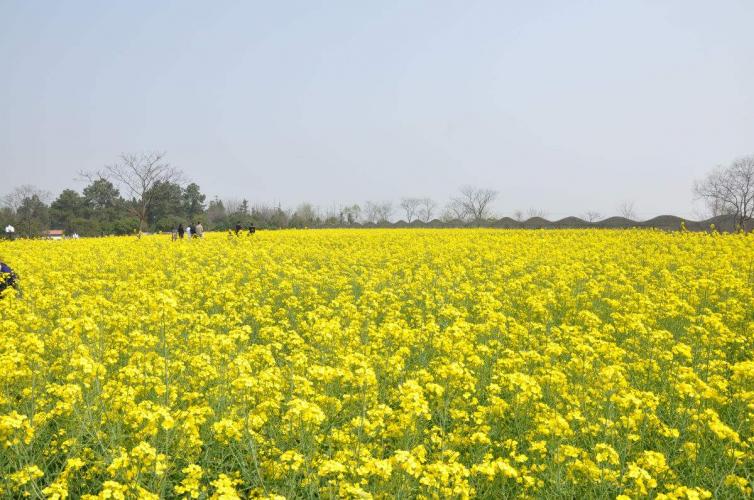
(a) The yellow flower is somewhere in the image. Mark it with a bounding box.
[9,464,44,487]
[210,474,242,500]
[2,229,753,497]
[175,464,204,498]
[594,443,620,466]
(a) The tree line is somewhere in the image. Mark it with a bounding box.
[0,153,502,237]
[2,152,752,238]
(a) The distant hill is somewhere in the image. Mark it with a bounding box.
[361,214,748,232]
[338,215,754,232]
[593,216,636,228]
[551,216,590,229]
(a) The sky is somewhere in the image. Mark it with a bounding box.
[1,0,753,220]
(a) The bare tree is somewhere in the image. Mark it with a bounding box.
[363,201,393,224]
[249,202,289,228]
[363,201,392,223]
[418,198,437,223]
[694,155,754,230]
[363,202,379,224]
[322,204,342,225]
[224,198,244,215]
[341,204,361,225]
[513,210,524,222]
[87,152,183,232]
[527,208,547,219]
[700,196,734,218]
[443,200,467,222]
[582,211,602,222]
[3,185,52,237]
[3,185,51,212]
[376,201,393,223]
[399,198,422,223]
[451,185,498,222]
[617,201,636,220]
[291,203,320,227]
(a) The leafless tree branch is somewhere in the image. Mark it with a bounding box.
[399,198,421,223]
[451,185,498,223]
[694,155,754,230]
[93,152,184,232]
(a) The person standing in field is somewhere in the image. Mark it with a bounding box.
[0,260,19,296]
[186,225,192,239]
[4,224,14,240]
[178,223,185,239]
[195,222,204,238]
[234,222,242,236]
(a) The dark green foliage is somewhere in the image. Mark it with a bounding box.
[182,183,207,222]
[16,194,50,237]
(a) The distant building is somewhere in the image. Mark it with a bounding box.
[43,229,65,240]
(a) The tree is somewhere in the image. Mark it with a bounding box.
[341,205,361,225]
[322,204,342,226]
[513,210,524,222]
[0,207,14,231]
[694,155,754,230]
[3,185,50,212]
[399,198,421,223]
[418,198,436,223]
[269,203,289,228]
[182,183,206,221]
[207,198,227,229]
[363,202,379,224]
[17,194,50,237]
[82,178,130,235]
[91,152,183,232]
[224,198,244,216]
[146,180,183,230]
[290,203,320,228]
[364,201,392,223]
[376,202,393,223]
[617,201,636,220]
[3,185,51,237]
[582,211,602,222]
[83,178,121,211]
[50,189,86,233]
[450,185,498,222]
[442,200,467,222]
[527,208,547,219]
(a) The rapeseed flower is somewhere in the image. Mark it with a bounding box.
[1,229,753,497]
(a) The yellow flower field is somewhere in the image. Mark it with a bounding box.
[1,229,753,499]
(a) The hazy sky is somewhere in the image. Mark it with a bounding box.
[2,1,753,219]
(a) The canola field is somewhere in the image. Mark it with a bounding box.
[1,229,754,499]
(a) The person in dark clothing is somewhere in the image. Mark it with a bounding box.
[0,261,19,296]
[248,224,256,235]
[189,223,196,238]
[178,223,185,239]
[235,222,242,236]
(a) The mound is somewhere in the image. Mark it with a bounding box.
[491,217,521,229]
[640,215,687,231]
[551,216,591,229]
[522,217,551,229]
[702,214,743,232]
[594,216,636,228]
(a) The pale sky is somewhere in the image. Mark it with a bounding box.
[1,0,753,219]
